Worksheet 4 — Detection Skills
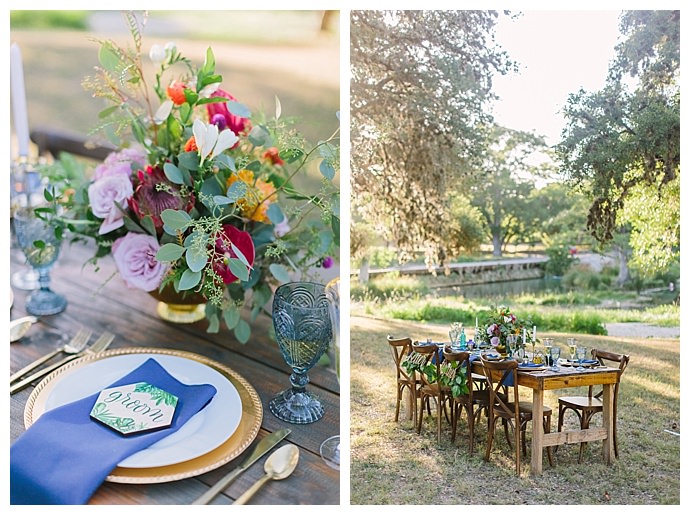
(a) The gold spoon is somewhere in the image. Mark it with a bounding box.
[9,316,37,343]
[232,444,299,505]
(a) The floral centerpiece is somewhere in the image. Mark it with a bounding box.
[482,305,534,352]
[40,12,339,343]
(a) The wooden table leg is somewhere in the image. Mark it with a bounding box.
[602,383,614,464]
[530,386,544,475]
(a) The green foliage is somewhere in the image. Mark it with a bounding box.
[562,265,614,291]
[350,273,428,301]
[556,10,679,244]
[543,244,574,276]
[10,10,89,29]
[619,177,680,278]
[350,10,515,267]
[470,126,552,256]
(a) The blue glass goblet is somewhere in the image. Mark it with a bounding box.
[13,207,67,316]
[269,281,332,424]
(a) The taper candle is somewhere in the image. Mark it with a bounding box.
[533,326,536,341]
[11,43,30,158]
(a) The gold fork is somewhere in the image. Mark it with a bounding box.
[10,332,115,395]
[9,328,92,384]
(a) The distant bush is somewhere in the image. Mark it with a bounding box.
[544,244,574,276]
[11,11,89,29]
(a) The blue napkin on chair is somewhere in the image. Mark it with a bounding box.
[10,358,217,505]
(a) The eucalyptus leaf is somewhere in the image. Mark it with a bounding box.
[178,269,201,290]
[230,242,250,268]
[177,151,200,171]
[318,230,333,254]
[269,263,291,283]
[266,203,285,224]
[213,195,233,206]
[228,257,250,281]
[185,246,208,273]
[206,312,220,333]
[248,126,269,147]
[163,163,185,185]
[161,209,192,231]
[156,243,185,262]
[226,100,251,118]
[320,160,336,180]
[214,153,236,172]
[226,181,248,202]
[234,319,251,344]
[222,306,240,330]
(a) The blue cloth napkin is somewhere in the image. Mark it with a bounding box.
[10,358,217,505]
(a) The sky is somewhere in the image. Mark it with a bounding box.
[491,10,623,146]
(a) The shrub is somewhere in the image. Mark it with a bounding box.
[544,244,574,276]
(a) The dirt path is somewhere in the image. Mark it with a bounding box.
[605,322,679,338]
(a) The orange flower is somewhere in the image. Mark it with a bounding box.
[166,80,188,105]
[184,136,198,152]
[263,147,284,166]
[226,169,276,223]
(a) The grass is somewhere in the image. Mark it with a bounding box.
[349,315,681,505]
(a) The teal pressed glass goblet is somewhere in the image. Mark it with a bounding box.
[269,281,332,424]
[13,207,67,316]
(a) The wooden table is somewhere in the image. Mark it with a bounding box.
[476,359,620,476]
[9,239,340,504]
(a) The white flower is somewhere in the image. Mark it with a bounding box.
[154,100,173,124]
[149,44,166,64]
[192,119,238,164]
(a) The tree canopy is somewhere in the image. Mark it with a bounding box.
[556,10,680,261]
[350,10,515,265]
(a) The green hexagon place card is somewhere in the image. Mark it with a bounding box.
[90,382,178,435]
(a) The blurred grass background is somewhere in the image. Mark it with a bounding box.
[9,10,340,157]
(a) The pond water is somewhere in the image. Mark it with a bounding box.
[436,277,564,299]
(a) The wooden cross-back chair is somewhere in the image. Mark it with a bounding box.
[386,335,419,426]
[557,348,630,462]
[31,126,116,161]
[411,342,451,444]
[480,355,554,475]
[445,350,492,454]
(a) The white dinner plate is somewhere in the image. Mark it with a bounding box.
[39,353,242,468]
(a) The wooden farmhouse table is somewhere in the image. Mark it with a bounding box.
[474,358,620,475]
[9,237,340,505]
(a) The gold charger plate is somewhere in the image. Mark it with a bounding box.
[24,347,263,484]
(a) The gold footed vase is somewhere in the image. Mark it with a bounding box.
[148,286,206,324]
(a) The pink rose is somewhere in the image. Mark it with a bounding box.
[490,336,500,347]
[88,174,134,234]
[112,233,168,291]
[94,146,147,181]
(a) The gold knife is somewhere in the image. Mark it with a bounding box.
[191,428,291,505]
[10,332,115,395]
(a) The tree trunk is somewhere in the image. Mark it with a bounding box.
[491,231,502,257]
[358,257,370,284]
[614,244,630,287]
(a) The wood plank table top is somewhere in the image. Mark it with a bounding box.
[9,238,340,505]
